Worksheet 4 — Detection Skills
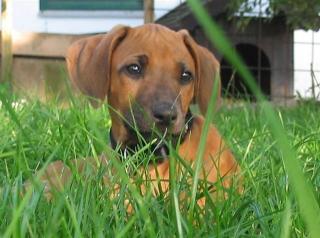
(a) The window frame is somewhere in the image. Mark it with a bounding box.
[40,0,143,11]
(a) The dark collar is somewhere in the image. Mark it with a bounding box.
[109,110,194,164]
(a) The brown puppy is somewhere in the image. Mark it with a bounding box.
[34,24,240,203]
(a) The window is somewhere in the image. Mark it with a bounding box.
[40,0,143,11]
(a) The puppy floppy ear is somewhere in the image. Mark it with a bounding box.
[66,26,129,105]
[179,30,221,115]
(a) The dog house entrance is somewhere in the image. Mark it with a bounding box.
[220,43,271,100]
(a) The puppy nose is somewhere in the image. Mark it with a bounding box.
[152,102,177,125]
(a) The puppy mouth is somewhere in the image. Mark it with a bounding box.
[121,125,184,164]
[124,123,183,147]
[112,110,193,163]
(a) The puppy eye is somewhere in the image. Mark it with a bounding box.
[126,64,142,76]
[180,71,193,84]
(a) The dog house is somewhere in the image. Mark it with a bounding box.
[157,1,294,102]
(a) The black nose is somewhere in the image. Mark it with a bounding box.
[152,102,177,125]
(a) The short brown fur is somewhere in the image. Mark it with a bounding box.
[31,24,241,204]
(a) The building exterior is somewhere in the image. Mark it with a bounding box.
[0,0,319,100]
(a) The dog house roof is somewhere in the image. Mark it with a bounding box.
[156,0,286,31]
[156,0,226,30]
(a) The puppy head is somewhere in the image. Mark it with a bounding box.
[67,24,220,147]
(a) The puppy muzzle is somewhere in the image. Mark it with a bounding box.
[110,110,194,165]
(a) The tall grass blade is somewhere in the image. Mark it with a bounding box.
[0,90,31,144]
[110,157,156,237]
[189,76,220,217]
[64,197,83,238]
[280,198,292,238]
[169,145,184,237]
[186,0,320,237]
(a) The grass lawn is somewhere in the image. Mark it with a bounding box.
[0,91,319,237]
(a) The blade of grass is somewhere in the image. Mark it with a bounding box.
[110,156,156,237]
[0,90,32,145]
[186,0,320,237]
[280,198,292,238]
[189,76,220,217]
[3,147,61,237]
[115,214,137,238]
[2,183,33,238]
[63,196,83,238]
[169,145,184,238]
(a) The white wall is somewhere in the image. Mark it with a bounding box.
[4,0,183,34]
[294,30,320,98]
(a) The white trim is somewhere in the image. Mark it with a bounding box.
[39,10,144,19]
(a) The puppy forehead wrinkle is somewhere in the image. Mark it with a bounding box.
[113,25,196,74]
[134,24,176,37]
[117,54,148,69]
[129,25,183,47]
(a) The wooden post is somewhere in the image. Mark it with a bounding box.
[1,0,13,85]
[144,0,154,24]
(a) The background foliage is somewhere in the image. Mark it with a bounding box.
[228,0,320,30]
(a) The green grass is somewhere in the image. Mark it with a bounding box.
[0,1,319,236]
[0,91,319,237]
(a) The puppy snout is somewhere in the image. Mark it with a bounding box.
[152,102,177,125]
